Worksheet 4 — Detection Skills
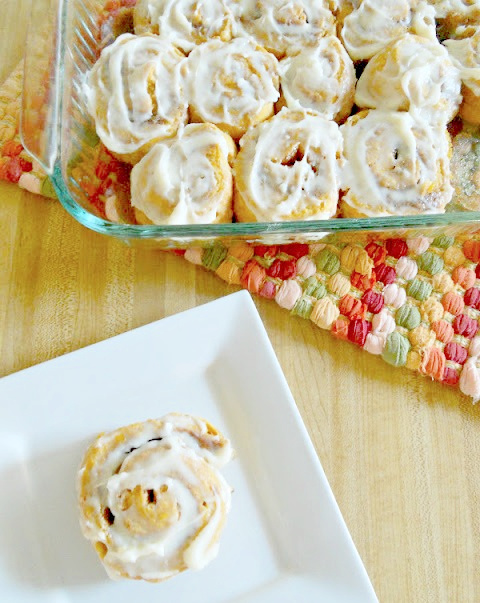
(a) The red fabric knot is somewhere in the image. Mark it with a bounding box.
[365,242,387,266]
[332,318,350,340]
[259,280,277,299]
[254,245,278,259]
[0,157,24,183]
[444,342,468,365]
[441,291,465,315]
[374,263,396,285]
[339,294,367,320]
[464,287,480,310]
[2,140,23,157]
[385,238,408,259]
[362,289,384,314]
[452,314,479,339]
[452,266,476,290]
[463,240,480,263]
[476,263,480,280]
[350,271,377,291]
[240,260,266,294]
[348,319,372,346]
[266,259,297,279]
[278,243,310,259]
[443,367,460,386]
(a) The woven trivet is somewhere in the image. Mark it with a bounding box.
[3,62,480,402]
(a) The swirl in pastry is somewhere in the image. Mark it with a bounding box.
[444,28,480,124]
[339,110,453,217]
[278,35,356,123]
[237,0,336,59]
[341,0,437,61]
[77,413,233,582]
[183,38,279,140]
[355,34,462,124]
[84,33,187,164]
[131,123,236,225]
[133,0,234,53]
[233,108,343,222]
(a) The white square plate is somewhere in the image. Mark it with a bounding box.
[0,291,377,603]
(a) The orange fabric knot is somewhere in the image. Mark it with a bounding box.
[229,243,255,262]
[463,240,480,263]
[365,242,387,266]
[432,320,454,343]
[350,271,376,292]
[421,347,446,381]
[441,291,465,316]
[339,294,366,320]
[216,259,242,285]
[452,266,476,290]
[240,260,266,294]
[340,245,362,273]
[332,318,350,340]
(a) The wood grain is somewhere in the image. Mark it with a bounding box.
[1,3,480,601]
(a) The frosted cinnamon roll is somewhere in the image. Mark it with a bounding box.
[133,0,234,53]
[77,413,233,582]
[444,28,480,124]
[428,0,480,31]
[341,0,437,61]
[340,110,453,217]
[238,0,336,59]
[355,34,462,124]
[131,123,236,225]
[183,38,279,140]
[233,109,343,222]
[84,33,187,164]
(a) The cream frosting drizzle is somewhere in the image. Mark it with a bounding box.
[78,413,233,582]
[84,33,187,156]
[279,35,355,122]
[134,0,234,53]
[235,108,343,221]
[130,123,236,225]
[340,110,453,216]
[355,34,462,124]
[444,28,480,95]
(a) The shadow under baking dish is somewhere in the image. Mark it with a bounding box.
[0,291,377,603]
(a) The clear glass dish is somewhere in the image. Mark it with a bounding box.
[21,0,480,249]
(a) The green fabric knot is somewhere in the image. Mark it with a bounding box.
[202,245,228,271]
[41,177,57,199]
[315,249,340,275]
[417,251,444,275]
[292,297,313,319]
[432,235,454,249]
[396,304,421,329]
[304,277,327,299]
[382,331,410,367]
[407,279,433,302]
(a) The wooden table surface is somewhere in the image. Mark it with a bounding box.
[1,3,480,602]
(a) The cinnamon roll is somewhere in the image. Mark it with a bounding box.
[84,33,187,164]
[183,38,279,140]
[131,123,236,225]
[339,110,453,217]
[355,34,462,124]
[340,0,437,62]
[233,108,343,222]
[278,35,356,123]
[444,28,480,124]
[77,413,233,582]
[133,0,234,53]
[428,0,480,31]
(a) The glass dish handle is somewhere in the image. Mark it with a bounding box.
[21,0,63,175]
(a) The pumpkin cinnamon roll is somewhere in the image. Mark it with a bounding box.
[183,38,279,140]
[233,109,343,222]
[131,123,236,225]
[133,0,234,53]
[355,34,462,124]
[77,413,233,582]
[340,0,437,61]
[444,28,480,124]
[339,110,453,217]
[278,35,356,123]
[84,33,187,164]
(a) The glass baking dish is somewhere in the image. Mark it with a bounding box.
[20,0,480,249]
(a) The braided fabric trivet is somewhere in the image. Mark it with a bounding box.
[3,62,480,402]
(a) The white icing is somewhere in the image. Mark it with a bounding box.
[279,36,355,122]
[355,34,462,124]
[84,33,187,156]
[78,413,233,582]
[183,38,279,136]
[427,0,480,20]
[134,0,234,53]
[130,123,235,225]
[235,108,343,221]
[341,0,437,61]
[444,28,480,95]
[340,110,453,216]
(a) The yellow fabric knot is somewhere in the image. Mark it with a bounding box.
[406,350,423,371]
[228,243,255,262]
[340,245,361,273]
[354,250,374,276]
[328,273,351,297]
[310,297,340,330]
[420,297,444,323]
[432,272,454,294]
[216,259,242,285]
[443,246,466,268]
[408,325,436,349]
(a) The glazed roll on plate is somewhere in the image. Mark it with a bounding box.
[77,413,233,582]
[340,109,454,217]
[84,33,187,164]
[131,123,236,225]
[134,0,234,53]
[279,35,356,123]
[183,38,279,140]
[355,34,462,124]
[233,108,343,222]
